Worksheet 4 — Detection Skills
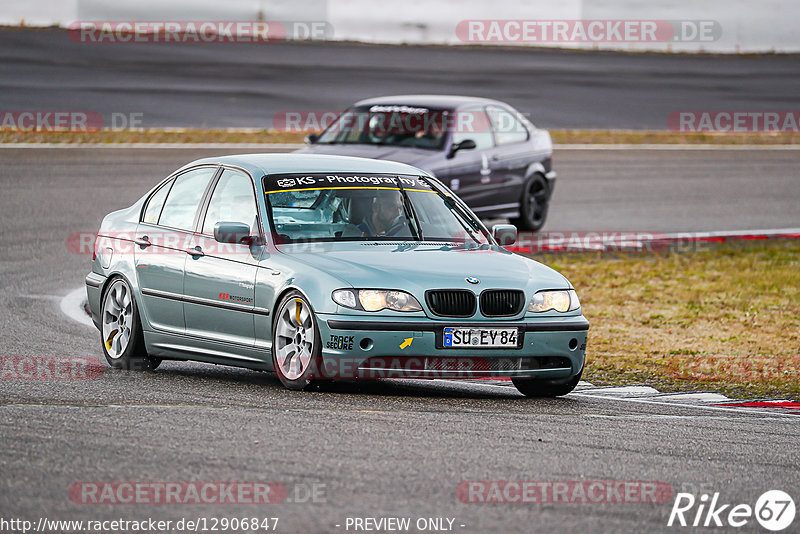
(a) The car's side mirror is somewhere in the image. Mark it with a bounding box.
[492,224,517,246]
[214,221,252,245]
[447,139,477,159]
[305,133,319,144]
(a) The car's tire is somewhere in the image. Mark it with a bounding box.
[271,291,325,390]
[511,371,581,398]
[510,174,549,232]
[100,277,161,371]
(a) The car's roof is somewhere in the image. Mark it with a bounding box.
[352,94,510,110]
[183,153,430,177]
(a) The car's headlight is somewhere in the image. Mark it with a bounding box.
[332,289,422,312]
[528,289,581,313]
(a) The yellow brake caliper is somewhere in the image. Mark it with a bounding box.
[295,298,303,327]
[105,329,119,350]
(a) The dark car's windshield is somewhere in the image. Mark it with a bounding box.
[264,173,490,244]
[315,105,453,150]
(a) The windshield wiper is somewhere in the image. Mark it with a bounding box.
[394,178,423,241]
[419,177,484,242]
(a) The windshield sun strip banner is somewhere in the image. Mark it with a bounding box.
[264,185,436,195]
[263,173,436,195]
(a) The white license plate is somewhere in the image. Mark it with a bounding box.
[443,327,518,348]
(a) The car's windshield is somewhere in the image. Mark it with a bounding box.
[264,173,490,244]
[315,105,453,150]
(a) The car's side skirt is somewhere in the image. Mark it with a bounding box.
[144,329,273,371]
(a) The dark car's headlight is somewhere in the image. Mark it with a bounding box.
[528,290,581,313]
[332,289,422,312]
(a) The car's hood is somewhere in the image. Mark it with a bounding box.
[279,242,569,295]
[295,144,437,168]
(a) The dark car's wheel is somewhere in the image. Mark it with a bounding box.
[511,371,581,398]
[272,291,325,390]
[511,174,549,232]
[101,277,161,371]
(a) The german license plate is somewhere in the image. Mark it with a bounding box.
[443,327,518,348]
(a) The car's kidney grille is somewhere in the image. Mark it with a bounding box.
[425,290,476,318]
[480,290,525,317]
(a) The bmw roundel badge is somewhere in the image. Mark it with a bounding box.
[466,277,480,284]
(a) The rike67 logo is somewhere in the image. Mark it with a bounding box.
[668,490,795,531]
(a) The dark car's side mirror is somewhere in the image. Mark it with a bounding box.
[492,224,517,246]
[305,133,319,144]
[447,139,477,159]
[214,221,252,245]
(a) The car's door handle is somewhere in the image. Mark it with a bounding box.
[134,236,151,247]
[490,155,500,161]
[186,246,205,257]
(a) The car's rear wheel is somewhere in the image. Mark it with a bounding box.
[272,291,325,390]
[511,371,581,398]
[511,174,549,232]
[101,277,161,371]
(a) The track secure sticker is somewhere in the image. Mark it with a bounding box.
[327,335,354,350]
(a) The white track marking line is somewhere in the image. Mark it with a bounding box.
[576,385,660,396]
[658,228,800,239]
[1,143,799,150]
[0,143,304,149]
[60,287,94,328]
[569,391,800,418]
[452,381,800,418]
[639,392,732,403]
[555,144,800,150]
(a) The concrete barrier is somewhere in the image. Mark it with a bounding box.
[3,0,798,53]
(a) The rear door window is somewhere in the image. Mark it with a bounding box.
[487,106,529,145]
[142,178,174,224]
[158,167,217,231]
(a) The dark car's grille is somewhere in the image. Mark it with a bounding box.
[480,290,525,317]
[425,290,477,318]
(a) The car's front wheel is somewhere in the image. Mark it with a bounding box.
[511,174,549,232]
[511,372,581,398]
[272,291,325,390]
[100,277,161,371]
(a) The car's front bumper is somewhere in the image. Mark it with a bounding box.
[315,314,588,380]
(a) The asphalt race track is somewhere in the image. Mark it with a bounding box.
[1,28,800,129]
[0,147,798,532]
